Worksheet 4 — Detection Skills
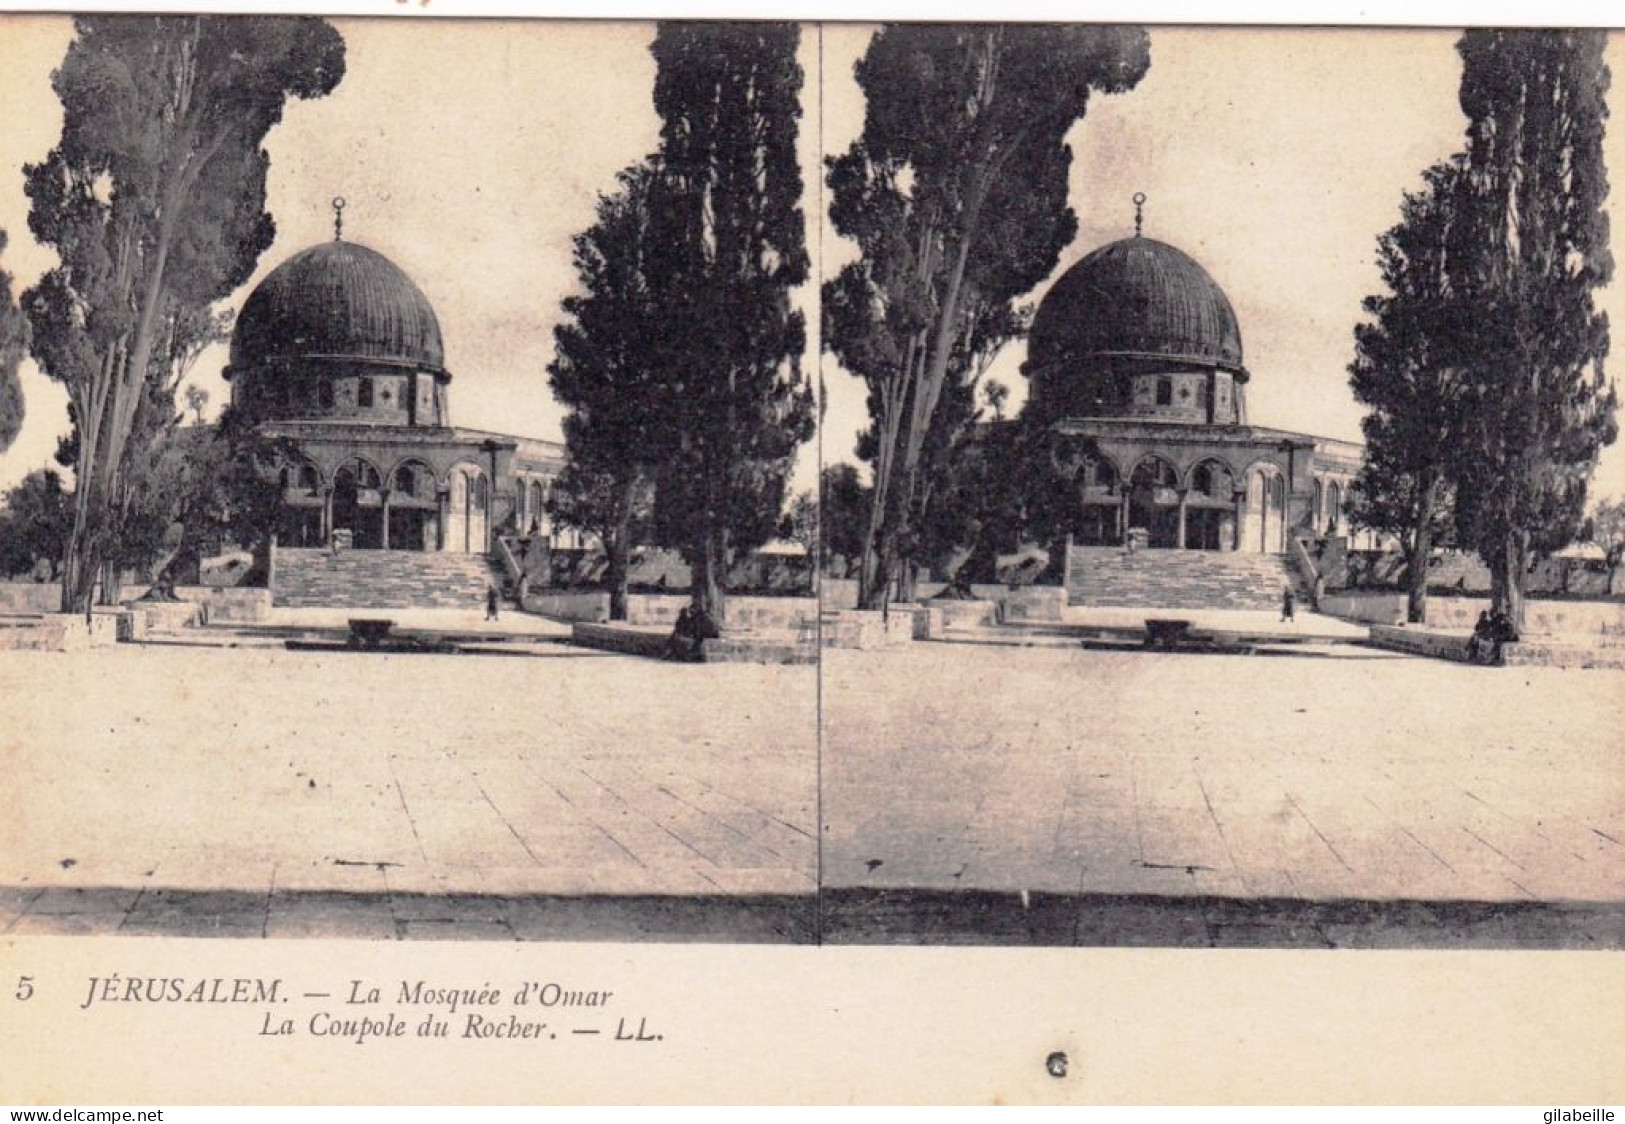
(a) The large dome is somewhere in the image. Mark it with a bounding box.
[228,240,446,375]
[1027,236,1245,377]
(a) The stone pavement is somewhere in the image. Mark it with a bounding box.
[822,643,1625,946]
[0,642,816,941]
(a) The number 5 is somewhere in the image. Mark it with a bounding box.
[15,976,33,1001]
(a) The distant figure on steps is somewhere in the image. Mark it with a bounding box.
[1280,585,1295,623]
[485,585,500,622]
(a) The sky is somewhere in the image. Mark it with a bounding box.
[2,19,1624,507]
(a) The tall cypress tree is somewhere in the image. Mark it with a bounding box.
[0,231,26,456]
[1451,29,1617,628]
[1347,159,1474,623]
[547,162,663,622]
[645,22,814,638]
[24,16,345,612]
[823,24,1150,608]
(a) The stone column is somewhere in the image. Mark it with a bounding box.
[1117,493,1129,544]
[436,488,449,552]
[320,487,334,543]
[380,489,392,550]
[1232,489,1245,552]
[1176,489,1189,550]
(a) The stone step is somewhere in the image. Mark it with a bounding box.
[1065,546,1310,612]
[273,547,507,610]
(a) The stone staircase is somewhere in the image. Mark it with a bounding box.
[272,547,507,610]
[1065,546,1312,612]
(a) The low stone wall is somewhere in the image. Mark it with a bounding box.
[1000,586,1067,623]
[934,600,998,630]
[1342,550,1615,598]
[138,600,205,631]
[1,581,268,624]
[822,578,1067,622]
[1369,621,1625,669]
[1320,591,1408,625]
[527,590,818,631]
[1503,638,1625,670]
[569,620,817,664]
[0,583,63,614]
[700,636,817,665]
[0,612,120,652]
[92,605,149,642]
[821,608,918,649]
[172,585,272,623]
[822,578,860,611]
[569,622,670,659]
[1423,598,1625,637]
[1367,624,1471,662]
[523,589,611,622]
[718,597,818,632]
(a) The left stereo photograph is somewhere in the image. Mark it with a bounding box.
[0,15,821,943]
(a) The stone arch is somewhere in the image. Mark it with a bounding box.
[1128,453,1180,490]
[1184,457,1235,498]
[1127,454,1182,548]
[527,478,547,534]
[382,457,439,551]
[445,461,490,554]
[1240,461,1287,554]
[333,455,383,492]
[279,457,323,497]
[1182,458,1237,551]
[1326,479,1345,534]
[329,456,384,549]
[1069,452,1124,547]
[389,457,437,501]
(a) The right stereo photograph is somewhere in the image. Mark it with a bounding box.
[815,23,1625,949]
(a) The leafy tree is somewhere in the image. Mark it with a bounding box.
[644,22,815,638]
[1448,30,1617,629]
[91,308,232,602]
[917,419,1081,591]
[783,488,818,555]
[547,163,665,621]
[0,469,72,579]
[1347,159,1472,623]
[184,384,210,425]
[23,15,345,613]
[824,24,1150,608]
[140,407,294,598]
[982,378,1010,422]
[0,231,27,456]
[819,463,870,578]
[1585,497,1625,595]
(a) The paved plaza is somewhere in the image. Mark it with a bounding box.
[0,641,816,940]
[822,642,1625,946]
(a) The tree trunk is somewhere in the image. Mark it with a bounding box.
[895,559,918,605]
[97,557,122,607]
[147,541,199,601]
[1405,517,1433,625]
[861,506,898,611]
[689,527,726,638]
[1504,531,1529,632]
[605,505,634,623]
[59,511,95,615]
[1488,530,1530,632]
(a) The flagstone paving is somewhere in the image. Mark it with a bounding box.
[0,642,816,941]
[821,643,1625,945]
